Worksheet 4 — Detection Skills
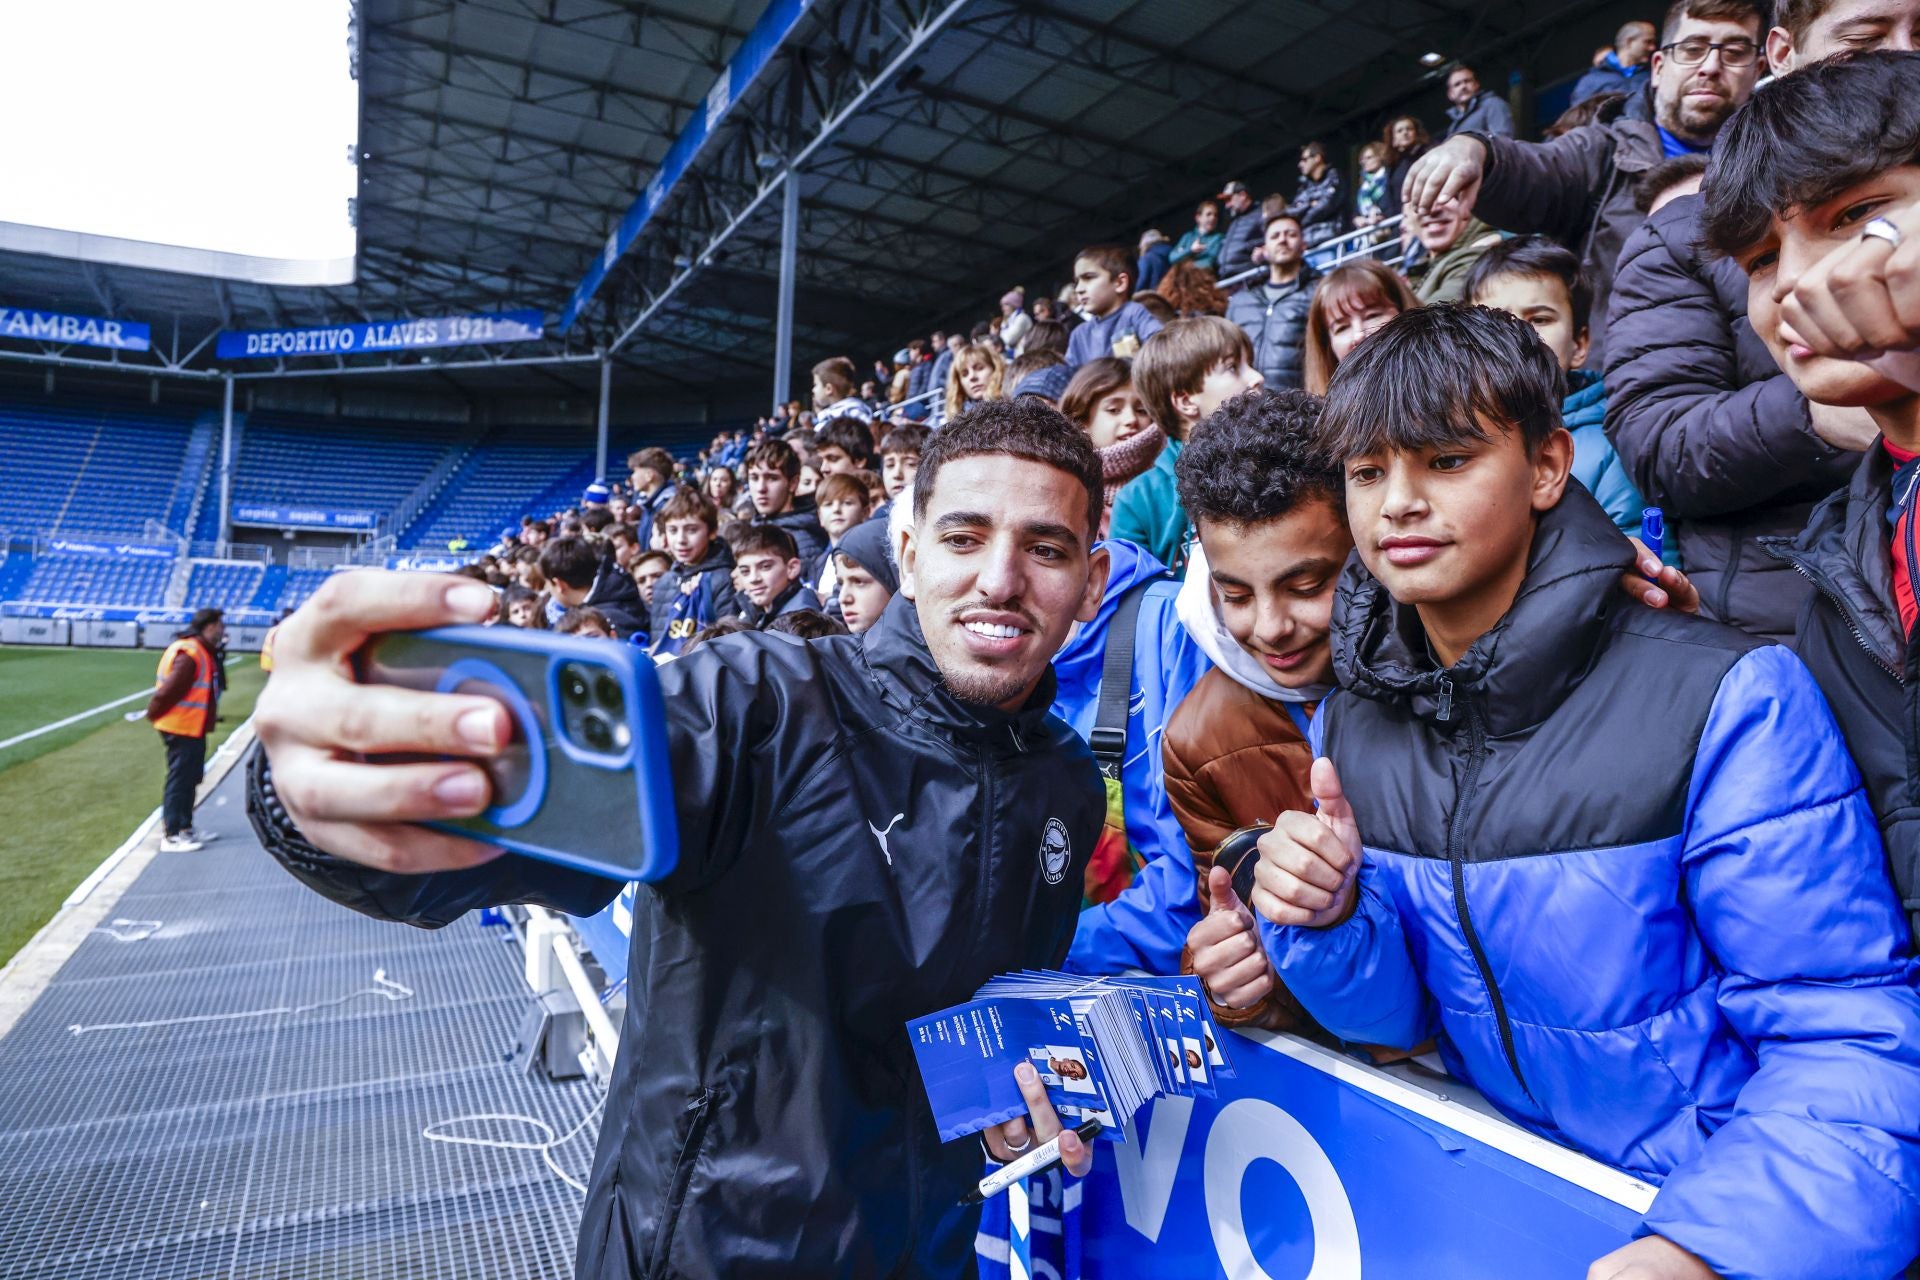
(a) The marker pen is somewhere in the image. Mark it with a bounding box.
[1640,507,1665,579]
[962,1119,1103,1204]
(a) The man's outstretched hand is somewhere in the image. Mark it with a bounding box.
[1401,134,1487,218]
[254,571,508,874]
[982,1062,1092,1177]
[1250,758,1361,930]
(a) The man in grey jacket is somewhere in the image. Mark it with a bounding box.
[1226,213,1319,389]
[1405,0,1765,368]
[1601,0,1913,641]
[1440,65,1515,138]
[1215,180,1262,281]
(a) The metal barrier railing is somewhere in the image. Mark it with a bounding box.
[1217,214,1405,289]
[188,541,272,563]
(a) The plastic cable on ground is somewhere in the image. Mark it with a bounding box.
[421,1088,609,1195]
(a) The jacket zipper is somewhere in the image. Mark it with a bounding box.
[1904,486,1920,807]
[1715,531,1742,623]
[1444,693,1533,1102]
[647,1088,716,1280]
[1782,559,1904,682]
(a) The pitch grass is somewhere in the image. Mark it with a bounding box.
[0,647,171,761]
[0,651,266,965]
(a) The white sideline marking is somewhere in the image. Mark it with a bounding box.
[0,688,149,754]
[0,721,255,1042]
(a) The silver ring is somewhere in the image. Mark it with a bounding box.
[1863,216,1903,249]
[1004,1133,1032,1153]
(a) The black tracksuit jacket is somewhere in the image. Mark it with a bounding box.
[249,596,1104,1279]
[1763,445,1920,947]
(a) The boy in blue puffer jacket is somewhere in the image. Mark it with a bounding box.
[1052,538,1211,976]
[1466,235,1661,554]
[1233,305,1920,1280]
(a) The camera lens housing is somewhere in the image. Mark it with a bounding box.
[582,712,614,751]
[556,661,631,756]
[594,672,624,717]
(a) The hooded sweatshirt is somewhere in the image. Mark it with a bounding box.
[1054,539,1213,976]
[1161,545,1328,1031]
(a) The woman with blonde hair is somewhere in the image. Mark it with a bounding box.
[943,340,1005,423]
[1302,259,1418,394]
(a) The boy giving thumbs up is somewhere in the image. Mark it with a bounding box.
[1186,758,1360,1015]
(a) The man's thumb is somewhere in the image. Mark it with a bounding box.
[1311,756,1356,831]
[1207,865,1243,916]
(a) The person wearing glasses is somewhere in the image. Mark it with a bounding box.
[1604,0,1920,648]
[1401,0,1766,369]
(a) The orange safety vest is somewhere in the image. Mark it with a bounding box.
[259,623,280,673]
[153,637,215,738]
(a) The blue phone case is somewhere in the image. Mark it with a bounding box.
[355,624,679,883]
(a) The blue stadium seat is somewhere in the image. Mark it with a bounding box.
[276,567,344,613]
[401,435,597,549]
[15,546,175,608]
[183,559,266,610]
[194,413,471,543]
[0,402,194,537]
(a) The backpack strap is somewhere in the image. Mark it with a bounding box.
[1091,575,1170,780]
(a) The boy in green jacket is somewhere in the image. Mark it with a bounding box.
[1111,316,1266,570]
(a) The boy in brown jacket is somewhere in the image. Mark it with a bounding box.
[1165,388,1350,1029]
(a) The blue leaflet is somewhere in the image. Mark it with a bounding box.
[907,970,1233,1145]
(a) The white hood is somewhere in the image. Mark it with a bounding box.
[1175,543,1333,704]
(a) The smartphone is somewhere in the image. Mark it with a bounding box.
[354,624,679,883]
[1212,825,1266,908]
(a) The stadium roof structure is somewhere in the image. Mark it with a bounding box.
[0,0,1637,410]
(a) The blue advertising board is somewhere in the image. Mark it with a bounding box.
[986,1030,1651,1280]
[1,602,273,625]
[569,888,1652,1277]
[232,504,377,530]
[47,537,174,559]
[0,305,150,351]
[215,309,544,360]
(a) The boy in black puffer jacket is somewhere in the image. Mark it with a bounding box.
[1708,52,1920,948]
[1231,304,1920,1280]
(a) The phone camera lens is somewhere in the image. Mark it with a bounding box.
[562,666,591,706]
[594,672,624,715]
[582,712,614,752]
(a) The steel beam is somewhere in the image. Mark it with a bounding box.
[772,166,799,413]
[218,375,235,545]
[596,354,612,483]
[604,0,980,355]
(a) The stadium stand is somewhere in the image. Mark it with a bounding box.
[181,558,266,610]
[248,561,289,611]
[0,550,33,602]
[399,432,597,549]
[192,413,470,542]
[274,566,345,613]
[0,402,194,537]
[15,542,174,608]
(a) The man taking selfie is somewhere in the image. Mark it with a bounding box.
[246,401,1111,1280]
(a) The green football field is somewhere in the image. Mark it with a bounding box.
[0,646,265,964]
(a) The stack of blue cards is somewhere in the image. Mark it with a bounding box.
[906,971,1235,1144]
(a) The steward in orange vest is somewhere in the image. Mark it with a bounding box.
[148,608,225,850]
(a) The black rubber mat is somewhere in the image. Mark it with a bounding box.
[0,750,600,1279]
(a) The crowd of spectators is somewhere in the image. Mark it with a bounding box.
[327,6,1920,1274]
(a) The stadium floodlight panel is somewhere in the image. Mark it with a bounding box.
[0,2,358,286]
